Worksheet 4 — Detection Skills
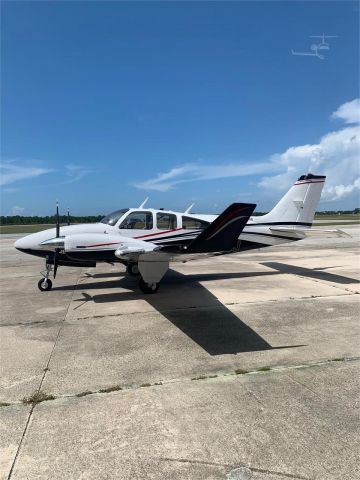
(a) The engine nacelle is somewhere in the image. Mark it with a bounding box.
[64,233,125,252]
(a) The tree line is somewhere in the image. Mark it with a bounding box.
[0,215,104,225]
[0,208,359,225]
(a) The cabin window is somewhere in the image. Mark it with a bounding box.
[156,212,177,230]
[182,216,209,230]
[119,211,153,230]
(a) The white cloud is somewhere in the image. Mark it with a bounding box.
[133,99,360,203]
[65,164,93,183]
[331,98,360,124]
[259,99,360,202]
[0,161,52,186]
[133,162,278,192]
[11,206,25,215]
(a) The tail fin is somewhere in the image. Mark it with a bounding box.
[259,174,326,226]
[187,203,256,253]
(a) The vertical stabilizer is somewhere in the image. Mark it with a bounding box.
[258,174,326,226]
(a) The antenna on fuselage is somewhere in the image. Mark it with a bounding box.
[55,201,60,238]
[184,203,195,214]
[139,197,149,208]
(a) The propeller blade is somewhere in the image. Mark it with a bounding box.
[53,250,58,279]
[67,208,70,226]
[56,201,60,238]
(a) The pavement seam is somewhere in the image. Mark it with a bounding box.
[276,270,360,295]
[1,291,355,327]
[65,291,356,321]
[6,268,82,480]
[2,356,359,409]
[157,457,312,479]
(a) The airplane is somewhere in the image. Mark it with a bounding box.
[291,33,338,60]
[291,44,325,60]
[15,173,339,294]
[309,33,338,50]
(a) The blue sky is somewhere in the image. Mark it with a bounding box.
[1,1,359,216]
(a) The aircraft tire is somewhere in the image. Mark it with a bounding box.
[127,263,140,276]
[38,278,53,291]
[139,278,159,294]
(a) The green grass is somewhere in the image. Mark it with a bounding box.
[99,385,123,393]
[234,368,248,375]
[313,222,359,227]
[0,224,55,234]
[1,214,358,235]
[22,391,55,405]
[314,214,360,220]
[75,391,93,398]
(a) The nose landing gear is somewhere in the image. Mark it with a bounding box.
[38,262,53,292]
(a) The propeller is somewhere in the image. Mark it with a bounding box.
[54,201,60,278]
[67,208,71,226]
[53,250,59,278]
[56,201,60,238]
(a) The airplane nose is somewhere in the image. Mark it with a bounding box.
[14,235,32,251]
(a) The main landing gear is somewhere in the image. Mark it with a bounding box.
[127,262,159,293]
[38,262,53,292]
[126,263,140,276]
[139,277,159,294]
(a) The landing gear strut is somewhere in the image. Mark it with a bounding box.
[139,277,159,294]
[38,262,53,291]
[126,263,140,277]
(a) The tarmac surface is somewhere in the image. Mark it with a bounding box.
[0,227,359,480]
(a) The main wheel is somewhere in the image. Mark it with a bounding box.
[127,263,140,277]
[139,278,159,294]
[38,278,52,292]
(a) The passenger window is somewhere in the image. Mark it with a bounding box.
[119,211,153,230]
[156,212,177,230]
[182,216,209,230]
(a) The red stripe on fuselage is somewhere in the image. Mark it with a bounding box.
[134,228,183,239]
[84,242,121,248]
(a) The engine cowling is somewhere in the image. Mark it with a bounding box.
[64,233,125,252]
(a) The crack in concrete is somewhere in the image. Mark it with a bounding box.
[61,291,356,322]
[158,457,313,479]
[1,291,356,328]
[280,270,360,295]
[6,270,82,480]
[2,356,359,409]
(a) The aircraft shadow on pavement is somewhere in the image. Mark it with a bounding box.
[262,262,360,285]
[60,269,304,356]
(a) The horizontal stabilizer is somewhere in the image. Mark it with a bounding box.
[186,203,256,253]
[270,227,351,238]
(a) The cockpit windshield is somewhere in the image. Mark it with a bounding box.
[100,209,129,226]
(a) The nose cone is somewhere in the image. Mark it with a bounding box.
[14,235,33,251]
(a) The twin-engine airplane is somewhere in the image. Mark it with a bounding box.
[15,173,334,294]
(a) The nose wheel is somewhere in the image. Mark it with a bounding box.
[38,278,53,291]
[38,262,53,291]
